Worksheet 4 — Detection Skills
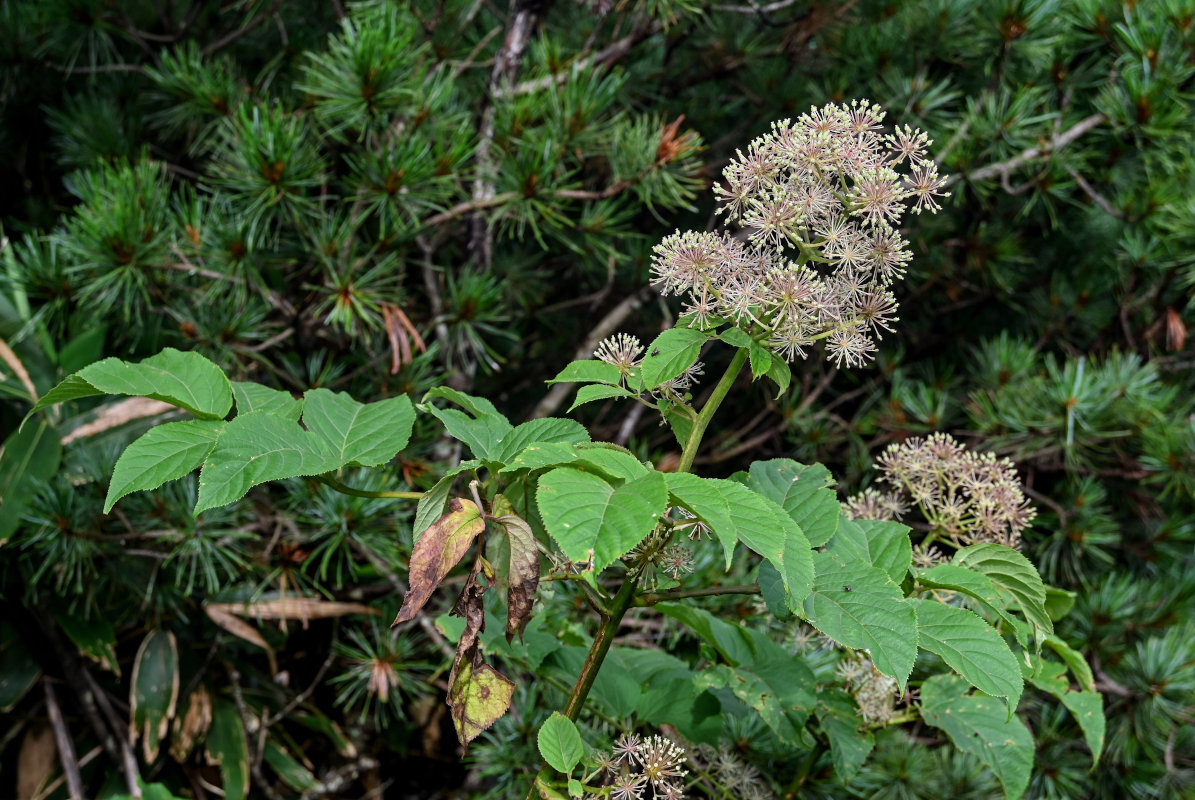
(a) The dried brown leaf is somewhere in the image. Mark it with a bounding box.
[171,685,213,762]
[60,397,175,445]
[17,720,55,800]
[0,337,37,404]
[498,512,540,643]
[1165,307,1186,352]
[393,498,485,625]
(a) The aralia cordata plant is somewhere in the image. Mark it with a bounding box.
[20,102,1103,800]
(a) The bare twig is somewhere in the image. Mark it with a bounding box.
[43,61,148,75]
[202,0,286,55]
[44,682,85,800]
[80,669,141,798]
[947,112,1107,188]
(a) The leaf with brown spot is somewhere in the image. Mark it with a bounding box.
[171,685,213,762]
[448,659,515,747]
[498,511,539,643]
[393,498,486,625]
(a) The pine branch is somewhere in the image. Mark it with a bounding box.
[947,112,1107,187]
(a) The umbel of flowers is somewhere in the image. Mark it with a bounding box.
[649,101,948,368]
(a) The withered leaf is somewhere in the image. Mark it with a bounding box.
[448,659,515,747]
[449,579,487,687]
[393,498,486,625]
[498,512,540,643]
[171,685,213,762]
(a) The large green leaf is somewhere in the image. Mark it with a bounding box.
[537,713,584,774]
[816,689,875,782]
[105,420,224,512]
[302,388,415,467]
[803,551,918,691]
[546,360,623,385]
[130,629,180,762]
[422,389,514,462]
[230,382,302,419]
[954,544,1052,636]
[536,468,667,573]
[911,599,1022,708]
[664,472,814,606]
[568,383,637,411]
[639,327,710,389]
[827,516,912,582]
[488,417,590,464]
[29,348,232,419]
[206,699,250,800]
[0,417,61,543]
[914,563,1027,646]
[747,459,840,546]
[1023,657,1105,763]
[921,674,1033,800]
[195,411,336,514]
[499,442,647,482]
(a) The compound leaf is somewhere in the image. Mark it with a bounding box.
[912,599,1022,708]
[105,420,224,512]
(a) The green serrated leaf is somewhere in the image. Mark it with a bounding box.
[803,551,917,691]
[195,412,335,515]
[954,543,1052,636]
[490,417,591,464]
[748,459,839,546]
[911,599,1022,707]
[1044,584,1077,621]
[537,468,667,573]
[423,401,513,462]
[640,327,710,389]
[547,360,623,385]
[538,712,584,774]
[1023,657,1105,763]
[1043,632,1095,692]
[302,388,415,467]
[665,473,814,606]
[412,462,479,541]
[105,420,224,512]
[130,629,179,762]
[568,383,636,411]
[765,356,791,397]
[757,560,789,619]
[29,348,232,420]
[916,564,1028,648]
[827,516,912,583]
[230,382,302,419]
[921,674,1033,800]
[816,689,875,782]
[500,442,647,482]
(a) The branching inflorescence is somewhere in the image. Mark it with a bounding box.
[650,101,948,368]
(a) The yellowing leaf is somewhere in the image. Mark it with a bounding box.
[448,659,515,746]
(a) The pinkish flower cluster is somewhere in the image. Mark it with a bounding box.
[595,732,690,800]
[650,101,947,368]
[873,432,1036,547]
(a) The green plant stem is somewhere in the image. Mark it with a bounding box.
[524,349,748,799]
[636,582,761,606]
[315,475,423,499]
[677,347,748,474]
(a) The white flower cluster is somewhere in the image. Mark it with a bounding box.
[874,432,1036,547]
[650,101,947,368]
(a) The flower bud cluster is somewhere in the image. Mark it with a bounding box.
[650,101,947,368]
[873,432,1036,547]
[836,655,898,724]
[593,732,689,800]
